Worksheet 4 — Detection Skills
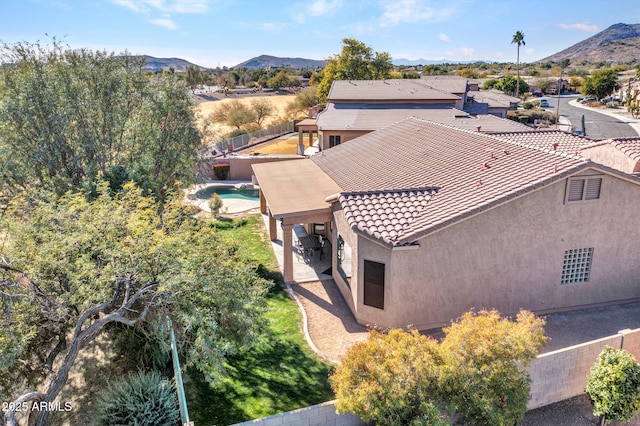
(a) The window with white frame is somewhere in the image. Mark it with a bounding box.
[565,176,602,203]
[561,247,594,285]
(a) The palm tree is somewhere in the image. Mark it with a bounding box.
[512,31,526,97]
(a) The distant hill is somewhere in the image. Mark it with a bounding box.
[537,23,640,64]
[142,56,207,72]
[232,55,326,69]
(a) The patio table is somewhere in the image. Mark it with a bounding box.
[299,236,321,261]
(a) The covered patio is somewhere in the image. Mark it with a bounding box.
[252,158,341,283]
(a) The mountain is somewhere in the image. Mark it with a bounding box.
[142,56,207,72]
[232,55,326,69]
[537,23,640,63]
[393,59,491,66]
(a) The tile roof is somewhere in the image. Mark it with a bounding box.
[340,188,437,245]
[467,89,520,107]
[490,130,599,156]
[419,76,469,94]
[316,103,531,132]
[608,138,640,161]
[328,79,461,102]
[312,118,590,246]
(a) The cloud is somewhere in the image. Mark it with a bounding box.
[293,0,343,23]
[110,0,210,14]
[558,23,598,32]
[444,47,477,60]
[148,18,180,30]
[438,33,451,42]
[379,0,461,27]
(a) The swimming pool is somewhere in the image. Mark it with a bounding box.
[195,185,260,201]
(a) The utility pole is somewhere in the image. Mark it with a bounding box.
[556,71,564,131]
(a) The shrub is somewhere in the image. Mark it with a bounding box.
[522,102,535,110]
[227,128,248,138]
[213,163,230,180]
[94,370,181,426]
[208,193,223,214]
[586,346,640,425]
[331,329,448,426]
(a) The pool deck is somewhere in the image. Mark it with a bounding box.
[184,180,261,215]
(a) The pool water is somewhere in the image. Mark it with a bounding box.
[195,185,260,201]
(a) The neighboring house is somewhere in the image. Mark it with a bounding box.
[253,118,640,330]
[316,79,523,150]
[315,105,530,150]
[464,89,520,118]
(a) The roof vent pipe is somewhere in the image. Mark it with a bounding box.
[552,143,559,151]
[476,125,481,132]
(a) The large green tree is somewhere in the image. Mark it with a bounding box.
[494,74,530,95]
[316,38,393,101]
[0,41,201,201]
[0,183,271,426]
[511,31,526,97]
[581,68,619,100]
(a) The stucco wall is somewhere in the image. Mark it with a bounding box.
[319,130,370,151]
[231,400,364,426]
[206,156,301,181]
[343,170,640,329]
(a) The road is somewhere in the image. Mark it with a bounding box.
[547,94,638,139]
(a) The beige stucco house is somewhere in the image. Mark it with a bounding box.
[253,118,640,330]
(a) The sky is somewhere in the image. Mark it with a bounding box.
[2,0,640,68]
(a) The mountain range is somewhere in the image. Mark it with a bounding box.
[537,23,640,64]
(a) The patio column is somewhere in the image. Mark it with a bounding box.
[268,211,277,242]
[297,131,304,155]
[282,223,294,283]
[308,130,313,147]
[259,189,267,214]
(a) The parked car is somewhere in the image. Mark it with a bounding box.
[580,96,596,104]
[539,99,549,108]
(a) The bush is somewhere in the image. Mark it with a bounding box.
[331,329,448,426]
[208,193,223,213]
[586,346,640,425]
[94,370,181,426]
[522,102,535,110]
[213,163,230,180]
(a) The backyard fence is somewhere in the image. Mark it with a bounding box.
[213,121,295,153]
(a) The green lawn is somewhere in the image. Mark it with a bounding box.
[185,216,334,425]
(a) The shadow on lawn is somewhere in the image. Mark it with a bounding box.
[186,286,334,426]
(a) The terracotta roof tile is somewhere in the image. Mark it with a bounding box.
[610,138,640,161]
[490,130,599,155]
[312,118,588,246]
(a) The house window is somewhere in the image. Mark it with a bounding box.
[329,135,341,147]
[561,247,594,285]
[364,260,385,309]
[565,176,602,202]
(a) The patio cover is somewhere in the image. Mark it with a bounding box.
[252,158,341,222]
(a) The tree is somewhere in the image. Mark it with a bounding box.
[249,98,275,127]
[512,31,526,97]
[0,41,201,202]
[211,99,256,129]
[536,78,557,94]
[586,346,640,425]
[581,68,619,100]
[331,329,448,426]
[456,67,481,78]
[267,70,300,91]
[0,183,271,426]
[495,74,530,95]
[284,87,319,119]
[317,38,393,101]
[185,65,205,89]
[440,309,547,426]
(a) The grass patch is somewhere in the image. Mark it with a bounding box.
[185,216,334,425]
